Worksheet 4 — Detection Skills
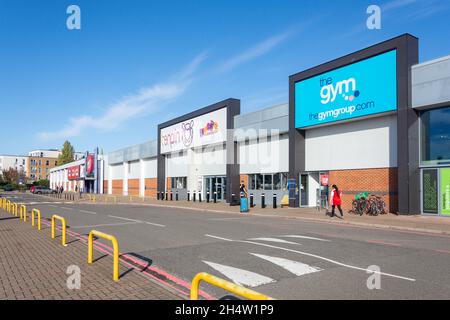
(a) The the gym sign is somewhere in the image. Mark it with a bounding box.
[160,108,227,154]
[295,50,397,128]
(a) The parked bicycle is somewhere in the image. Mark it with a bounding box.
[350,194,387,216]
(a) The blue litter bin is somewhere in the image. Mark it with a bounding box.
[240,197,249,213]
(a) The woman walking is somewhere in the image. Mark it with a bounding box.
[330,184,344,218]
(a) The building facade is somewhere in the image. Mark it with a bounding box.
[69,34,449,216]
[0,155,29,178]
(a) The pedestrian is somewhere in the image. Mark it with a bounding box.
[330,184,344,218]
[239,180,247,198]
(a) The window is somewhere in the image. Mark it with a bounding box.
[273,173,281,190]
[421,106,450,164]
[55,161,57,166]
[256,174,263,190]
[46,160,49,166]
[249,175,256,190]
[264,174,272,190]
[281,173,288,190]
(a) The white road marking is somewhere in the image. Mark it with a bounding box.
[60,207,74,211]
[248,237,302,245]
[108,215,165,227]
[143,221,166,227]
[241,240,416,282]
[79,210,97,215]
[205,234,233,242]
[284,235,330,242]
[203,261,275,288]
[71,222,138,229]
[250,253,322,276]
[48,205,59,208]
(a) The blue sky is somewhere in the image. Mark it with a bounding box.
[1,0,450,155]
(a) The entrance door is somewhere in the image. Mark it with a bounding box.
[300,174,308,206]
[205,176,227,201]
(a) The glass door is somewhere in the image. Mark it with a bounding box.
[300,174,308,206]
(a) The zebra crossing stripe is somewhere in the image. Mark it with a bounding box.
[202,261,275,288]
[250,253,322,276]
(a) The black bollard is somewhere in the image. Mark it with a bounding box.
[193,191,196,202]
[250,193,254,207]
[157,191,160,200]
[261,193,266,208]
[273,194,277,209]
[206,192,210,203]
[161,191,165,201]
[213,191,217,203]
[198,192,202,202]
[165,192,168,201]
[230,193,235,206]
[176,191,179,201]
[170,192,173,201]
[187,191,190,201]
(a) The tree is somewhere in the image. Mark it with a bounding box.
[58,141,75,165]
[1,168,25,184]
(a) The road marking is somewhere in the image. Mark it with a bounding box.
[241,240,416,282]
[78,210,97,215]
[202,261,275,288]
[250,253,322,276]
[366,240,402,247]
[60,207,74,211]
[48,205,59,208]
[284,235,330,242]
[108,215,165,227]
[209,217,247,221]
[205,234,233,242]
[143,221,166,227]
[248,237,302,245]
[71,222,138,229]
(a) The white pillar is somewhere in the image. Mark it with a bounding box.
[140,159,145,197]
[123,162,129,196]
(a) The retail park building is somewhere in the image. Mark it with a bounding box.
[50,34,450,216]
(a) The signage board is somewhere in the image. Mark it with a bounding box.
[295,50,397,128]
[68,165,80,181]
[320,174,329,186]
[422,169,438,214]
[160,108,227,154]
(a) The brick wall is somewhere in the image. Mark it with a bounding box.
[144,178,157,198]
[128,179,140,196]
[328,168,398,213]
[240,174,249,190]
[111,179,123,195]
[103,180,108,194]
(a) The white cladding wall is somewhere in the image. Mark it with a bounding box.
[239,135,289,174]
[142,158,157,178]
[110,164,124,179]
[167,152,188,177]
[128,160,140,179]
[305,114,397,171]
[192,144,226,176]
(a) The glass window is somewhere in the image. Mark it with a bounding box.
[273,173,281,190]
[281,173,288,190]
[264,174,273,190]
[256,174,263,190]
[249,175,256,190]
[421,106,450,164]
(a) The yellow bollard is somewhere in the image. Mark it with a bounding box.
[31,209,42,230]
[20,205,27,222]
[12,203,18,216]
[88,230,120,281]
[51,215,67,246]
[190,272,274,300]
[7,200,11,213]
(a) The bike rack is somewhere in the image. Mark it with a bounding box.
[20,205,27,222]
[11,202,18,216]
[31,209,42,230]
[88,230,120,282]
[190,272,274,300]
[51,215,67,246]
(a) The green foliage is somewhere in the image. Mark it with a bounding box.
[33,179,50,188]
[58,140,75,165]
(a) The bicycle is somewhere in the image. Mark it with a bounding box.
[349,194,387,216]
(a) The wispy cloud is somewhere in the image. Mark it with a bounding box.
[217,29,294,73]
[37,52,208,141]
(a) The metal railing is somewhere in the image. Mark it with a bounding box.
[51,215,67,246]
[190,272,274,300]
[88,230,120,281]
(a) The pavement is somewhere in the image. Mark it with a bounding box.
[2,191,450,300]
[0,197,182,300]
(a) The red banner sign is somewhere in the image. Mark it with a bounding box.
[68,166,80,180]
[320,174,329,186]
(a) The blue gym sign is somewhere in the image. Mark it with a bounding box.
[295,50,397,128]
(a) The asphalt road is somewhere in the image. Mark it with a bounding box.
[3,192,450,300]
